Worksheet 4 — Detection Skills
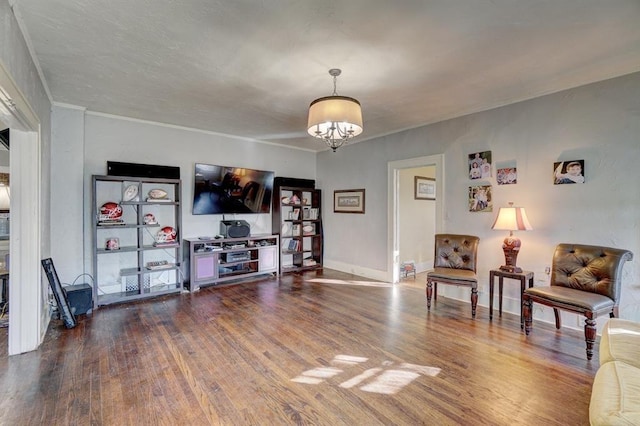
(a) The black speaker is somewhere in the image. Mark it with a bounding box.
[63,283,93,316]
[107,161,180,179]
[274,176,315,189]
[220,220,251,238]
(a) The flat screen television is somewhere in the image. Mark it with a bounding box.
[192,163,275,214]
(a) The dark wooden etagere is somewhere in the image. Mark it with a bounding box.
[272,180,323,274]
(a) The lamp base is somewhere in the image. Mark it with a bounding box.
[501,235,522,274]
[499,265,523,273]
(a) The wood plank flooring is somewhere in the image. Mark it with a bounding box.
[0,269,596,425]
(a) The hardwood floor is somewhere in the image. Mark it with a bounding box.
[0,269,596,425]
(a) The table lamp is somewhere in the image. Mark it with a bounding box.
[491,202,533,273]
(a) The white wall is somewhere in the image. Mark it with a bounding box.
[399,166,435,272]
[48,110,317,283]
[51,105,85,282]
[318,71,640,328]
[0,150,9,166]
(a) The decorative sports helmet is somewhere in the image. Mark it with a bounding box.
[99,202,123,221]
[156,226,177,243]
[143,213,157,225]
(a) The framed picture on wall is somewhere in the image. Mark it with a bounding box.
[414,176,436,200]
[468,185,493,212]
[334,189,365,214]
[469,150,492,179]
[497,167,517,185]
[553,160,584,184]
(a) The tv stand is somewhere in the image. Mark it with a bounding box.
[184,235,279,291]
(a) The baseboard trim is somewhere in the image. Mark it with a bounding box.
[323,260,389,282]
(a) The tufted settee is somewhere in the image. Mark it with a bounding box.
[590,318,640,425]
[523,243,633,360]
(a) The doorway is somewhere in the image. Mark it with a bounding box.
[387,155,444,283]
[0,63,43,355]
[0,129,9,329]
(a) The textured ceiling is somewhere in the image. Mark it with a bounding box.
[12,0,640,151]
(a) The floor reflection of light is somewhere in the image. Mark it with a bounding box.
[360,370,420,394]
[291,354,441,395]
[332,355,368,365]
[291,367,343,384]
[400,362,441,376]
[339,368,382,388]
[306,278,393,288]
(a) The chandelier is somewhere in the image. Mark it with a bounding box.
[307,69,363,152]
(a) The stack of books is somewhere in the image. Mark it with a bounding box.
[287,239,301,251]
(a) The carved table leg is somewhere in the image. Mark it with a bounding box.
[489,273,494,319]
[553,308,562,329]
[470,287,478,318]
[585,317,596,361]
[523,298,532,335]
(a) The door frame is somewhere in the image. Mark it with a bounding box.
[387,154,444,283]
[0,61,43,355]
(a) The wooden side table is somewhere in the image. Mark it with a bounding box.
[489,269,534,329]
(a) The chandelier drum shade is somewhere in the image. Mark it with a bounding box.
[307,69,363,152]
[491,202,533,273]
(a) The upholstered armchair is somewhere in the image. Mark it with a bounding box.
[523,243,633,360]
[426,234,480,317]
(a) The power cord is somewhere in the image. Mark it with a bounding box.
[70,273,95,286]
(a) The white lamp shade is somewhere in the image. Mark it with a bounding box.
[491,206,532,231]
[307,95,363,138]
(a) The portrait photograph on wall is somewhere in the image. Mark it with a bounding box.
[469,185,493,212]
[497,167,517,185]
[468,150,492,180]
[553,160,585,185]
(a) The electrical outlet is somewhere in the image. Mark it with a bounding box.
[545,266,551,275]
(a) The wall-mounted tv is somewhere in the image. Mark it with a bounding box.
[192,163,275,215]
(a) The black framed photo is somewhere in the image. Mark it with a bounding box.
[334,189,365,214]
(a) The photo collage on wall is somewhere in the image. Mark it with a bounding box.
[466,151,585,212]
